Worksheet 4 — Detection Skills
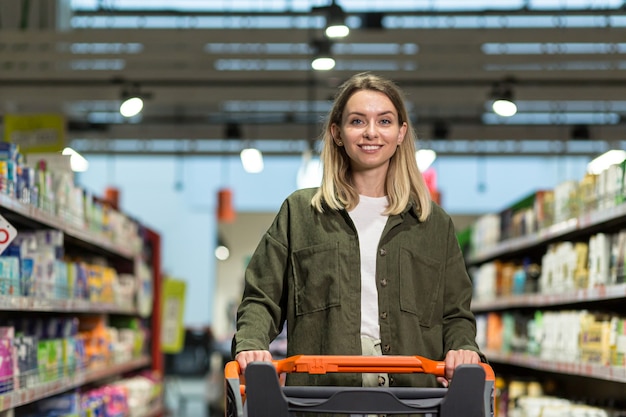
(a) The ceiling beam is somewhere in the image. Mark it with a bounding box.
[69,138,623,158]
[64,122,625,142]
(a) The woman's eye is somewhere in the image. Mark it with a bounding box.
[350,119,363,125]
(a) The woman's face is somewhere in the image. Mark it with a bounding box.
[332,89,407,176]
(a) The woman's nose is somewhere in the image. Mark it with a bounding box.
[364,123,378,138]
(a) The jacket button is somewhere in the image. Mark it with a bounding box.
[380,311,388,320]
[383,344,391,353]
[380,278,388,286]
[379,248,387,256]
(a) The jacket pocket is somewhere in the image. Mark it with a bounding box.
[292,241,341,316]
[398,247,442,327]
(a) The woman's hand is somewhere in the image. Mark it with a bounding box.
[235,350,273,373]
[436,349,481,387]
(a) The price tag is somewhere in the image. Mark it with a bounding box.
[0,214,17,255]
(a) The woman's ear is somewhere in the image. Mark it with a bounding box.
[397,122,408,144]
[331,125,342,146]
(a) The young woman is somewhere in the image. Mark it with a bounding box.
[232,72,484,388]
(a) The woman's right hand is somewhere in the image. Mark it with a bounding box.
[235,350,273,373]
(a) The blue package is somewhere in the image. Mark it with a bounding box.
[21,258,34,297]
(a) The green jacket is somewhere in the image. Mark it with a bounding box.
[233,187,483,387]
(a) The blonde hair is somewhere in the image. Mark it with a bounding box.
[311,72,432,221]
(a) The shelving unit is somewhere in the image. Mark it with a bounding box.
[482,350,626,383]
[0,191,163,416]
[472,283,626,311]
[0,356,151,411]
[145,227,164,379]
[467,201,626,409]
[469,203,626,264]
[0,193,138,260]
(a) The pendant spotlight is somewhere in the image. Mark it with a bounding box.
[312,0,350,39]
[490,79,517,117]
[223,122,265,174]
[325,1,349,38]
[311,38,335,71]
[215,234,230,261]
[217,188,236,223]
[240,147,264,174]
[120,97,143,118]
[119,83,150,118]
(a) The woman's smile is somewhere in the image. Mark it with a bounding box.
[360,144,383,152]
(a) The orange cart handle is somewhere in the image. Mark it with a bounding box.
[225,354,494,380]
[273,354,446,376]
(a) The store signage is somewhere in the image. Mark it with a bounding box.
[3,114,66,153]
[0,214,17,255]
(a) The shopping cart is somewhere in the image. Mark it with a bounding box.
[224,355,495,417]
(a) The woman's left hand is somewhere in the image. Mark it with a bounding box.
[436,349,481,387]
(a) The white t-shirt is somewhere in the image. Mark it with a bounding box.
[348,195,389,340]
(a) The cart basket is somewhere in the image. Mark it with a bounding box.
[224,355,495,417]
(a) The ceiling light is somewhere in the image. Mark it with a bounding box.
[61,147,89,172]
[215,245,230,261]
[416,149,437,172]
[326,24,349,39]
[490,79,517,117]
[492,98,517,117]
[214,234,230,261]
[313,0,350,39]
[297,150,323,189]
[311,39,335,71]
[119,83,149,118]
[325,2,349,38]
[240,147,264,173]
[217,188,236,223]
[312,57,335,71]
[120,96,143,117]
[586,150,626,175]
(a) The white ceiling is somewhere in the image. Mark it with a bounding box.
[1,1,625,156]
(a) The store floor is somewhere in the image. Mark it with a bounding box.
[164,376,221,417]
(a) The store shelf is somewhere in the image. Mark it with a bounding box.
[0,294,137,314]
[484,350,626,383]
[472,283,626,312]
[0,193,139,260]
[468,202,626,264]
[578,202,626,229]
[0,356,151,412]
